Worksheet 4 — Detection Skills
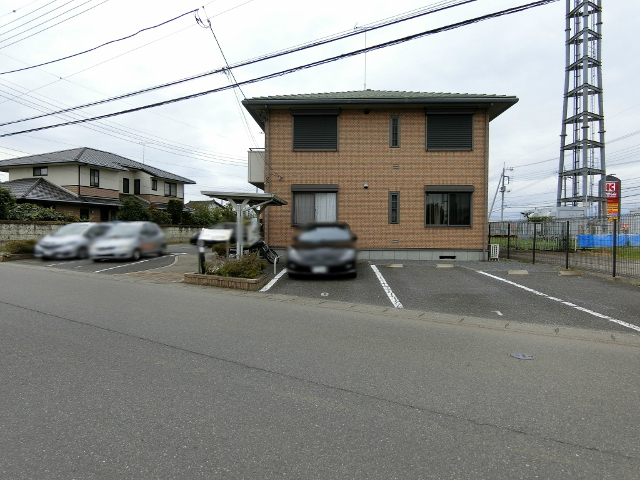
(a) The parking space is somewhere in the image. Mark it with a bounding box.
[263,259,640,335]
[18,244,191,275]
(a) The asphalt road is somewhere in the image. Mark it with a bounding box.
[1,262,639,478]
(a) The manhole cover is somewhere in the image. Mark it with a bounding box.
[511,353,534,360]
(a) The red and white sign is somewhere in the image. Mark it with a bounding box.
[606,180,620,218]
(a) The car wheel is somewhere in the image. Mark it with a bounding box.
[131,249,141,261]
[158,244,167,256]
[77,247,88,260]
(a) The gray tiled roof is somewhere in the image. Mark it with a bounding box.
[1,178,79,203]
[1,178,121,206]
[0,147,196,184]
[242,89,518,128]
[245,90,517,101]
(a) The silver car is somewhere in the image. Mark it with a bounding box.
[89,221,166,261]
[35,222,112,260]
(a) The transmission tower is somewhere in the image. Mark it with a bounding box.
[556,0,606,216]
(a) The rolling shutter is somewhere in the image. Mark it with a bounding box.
[426,114,473,150]
[293,113,338,151]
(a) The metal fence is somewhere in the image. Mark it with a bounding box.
[488,214,640,280]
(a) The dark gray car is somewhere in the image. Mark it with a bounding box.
[286,223,358,278]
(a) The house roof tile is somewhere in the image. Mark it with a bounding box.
[0,147,196,184]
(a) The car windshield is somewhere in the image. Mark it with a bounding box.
[51,223,89,236]
[297,226,352,243]
[104,223,141,239]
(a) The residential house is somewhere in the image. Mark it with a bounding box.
[242,90,518,260]
[0,147,195,221]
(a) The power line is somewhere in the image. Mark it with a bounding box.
[0,0,109,50]
[0,0,61,26]
[0,7,198,74]
[0,0,479,127]
[0,0,560,138]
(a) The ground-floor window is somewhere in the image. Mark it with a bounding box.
[389,192,399,224]
[425,186,473,226]
[291,185,338,224]
[80,208,89,220]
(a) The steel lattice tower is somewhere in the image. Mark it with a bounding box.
[557,0,606,215]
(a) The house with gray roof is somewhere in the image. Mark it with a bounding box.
[0,147,195,221]
[242,89,518,260]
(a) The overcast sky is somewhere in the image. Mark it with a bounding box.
[0,0,638,219]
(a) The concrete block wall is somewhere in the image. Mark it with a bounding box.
[0,221,202,246]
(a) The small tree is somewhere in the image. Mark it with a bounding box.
[117,196,151,221]
[211,203,237,224]
[167,198,183,225]
[149,205,171,224]
[0,185,16,220]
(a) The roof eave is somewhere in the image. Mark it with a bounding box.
[243,96,518,126]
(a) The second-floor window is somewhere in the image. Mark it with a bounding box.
[389,116,400,148]
[90,169,99,187]
[164,182,177,197]
[123,178,130,193]
[134,179,140,195]
[33,167,48,176]
[426,113,473,151]
[292,110,338,151]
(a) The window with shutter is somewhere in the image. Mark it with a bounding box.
[426,114,473,150]
[292,111,338,151]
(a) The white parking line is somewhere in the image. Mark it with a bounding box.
[476,270,640,333]
[93,255,173,273]
[371,265,403,309]
[259,268,287,292]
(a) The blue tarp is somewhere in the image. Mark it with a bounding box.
[577,234,640,248]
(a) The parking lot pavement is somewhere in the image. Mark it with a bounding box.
[264,259,640,335]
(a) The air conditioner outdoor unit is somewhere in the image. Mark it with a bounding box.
[489,244,500,261]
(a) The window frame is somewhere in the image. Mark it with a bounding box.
[164,182,177,197]
[292,110,339,152]
[134,179,141,195]
[388,191,400,224]
[389,115,400,148]
[80,208,89,220]
[90,168,99,187]
[123,178,130,194]
[424,185,474,228]
[291,184,338,225]
[425,111,474,151]
[151,179,157,191]
[33,167,48,176]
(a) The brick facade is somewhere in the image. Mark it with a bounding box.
[263,108,489,255]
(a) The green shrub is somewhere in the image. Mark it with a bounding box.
[211,242,233,256]
[0,185,16,220]
[167,199,183,224]
[5,239,37,254]
[205,252,266,278]
[117,196,151,221]
[6,203,77,221]
[149,208,171,225]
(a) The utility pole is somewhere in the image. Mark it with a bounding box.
[489,165,513,221]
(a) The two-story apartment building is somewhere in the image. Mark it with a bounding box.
[242,90,518,260]
[0,147,195,221]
